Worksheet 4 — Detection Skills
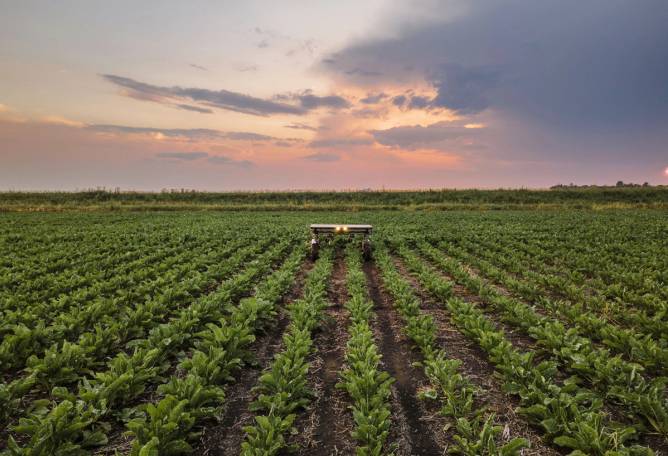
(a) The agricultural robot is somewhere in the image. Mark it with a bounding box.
[309,224,372,261]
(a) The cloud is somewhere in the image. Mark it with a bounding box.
[285,122,318,131]
[352,107,385,119]
[274,90,350,110]
[322,0,668,130]
[370,122,476,149]
[407,95,431,110]
[360,93,387,104]
[89,125,228,140]
[238,65,258,72]
[429,64,497,114]
[103,74,351,117]
[344,68,382,77]
[189,63,208,71]
[308,137,374,148]
[225,131,274,141]
[156,151,209,160]
[297,93,349,110]
[392,95,407,108]
[155,150,252,167]
[207,155,254,167]
[175,104,213,114]
[102,74,305,116]
[302,153,340,162]
[88,124,285,142]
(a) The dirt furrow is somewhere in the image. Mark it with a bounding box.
[363,261,446,456]
[293,250,355,455]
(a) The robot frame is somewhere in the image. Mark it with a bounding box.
[309,224,372,261]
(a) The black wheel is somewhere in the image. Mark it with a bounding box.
[310,242,319,261]
[362,240,372,261]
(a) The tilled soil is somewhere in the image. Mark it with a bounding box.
[291,250,356,455]
[363,261,446,456]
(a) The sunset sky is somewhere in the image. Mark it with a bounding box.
[1,0,667,190]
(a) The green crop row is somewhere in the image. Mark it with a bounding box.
[3,240,294,455]
[375,245,529,455]
[337,244,394,455]
[125,245,306,455]
[0,237,263,427]
[397,243,655,454]
[240,247,334,455]
[443,238,668,375]
[455,233,668,342]
[417,241,668,440]
[0,236,239,373]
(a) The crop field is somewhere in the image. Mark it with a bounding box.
[1,210,667,455]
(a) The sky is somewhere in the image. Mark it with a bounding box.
[1,0,667,190]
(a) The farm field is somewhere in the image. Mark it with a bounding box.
[1,210,667,455]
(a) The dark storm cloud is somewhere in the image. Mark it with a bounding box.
[302,153,340,162]
[103,74,350,116]
[323,0,668,131]
[156,151,209,160]
[370,122,474,149]
[407,95,431,110]
[428,64,498,114]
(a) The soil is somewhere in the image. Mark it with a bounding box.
[291,249,356,455]
[363,261,446,456]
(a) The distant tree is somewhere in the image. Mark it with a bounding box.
[616,180,625,187]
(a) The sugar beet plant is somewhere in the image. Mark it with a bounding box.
[336,245,394,456]
[397,242,654,455]
[5,240,294,455]
[1,208,667,455]
[240,247,334,455]
[125,245,306,455]
[375,244,529,455]
[421,240,668,441]
[0,236,259,426]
